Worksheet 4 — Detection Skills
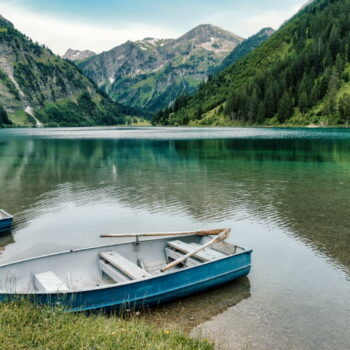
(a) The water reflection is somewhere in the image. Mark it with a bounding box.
[139,277,251,333]
[0,128,349,349]
[0,135,349,273]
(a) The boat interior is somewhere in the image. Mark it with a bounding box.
[0,234,245,294]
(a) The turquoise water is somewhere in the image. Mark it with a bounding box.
[0,127,349,349]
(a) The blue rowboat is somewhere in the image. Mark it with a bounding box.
[0,228,252,311]
[0,209,13,233]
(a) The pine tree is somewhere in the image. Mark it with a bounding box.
[247,89,259,123]
[335,53,344,74]
[325,68,340,115]
[338,93,350,125]
[0,105,11,125]
[278,91,294,122]
[264,86,276,118]
[310,82,321,106]
[196,105,203,119]
[257,101,266,123]
[329,24,340,59]
[299,91,309,114]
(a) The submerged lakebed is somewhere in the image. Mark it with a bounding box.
[0,127,349,350]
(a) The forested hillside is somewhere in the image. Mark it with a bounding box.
[212,27,275,74]
[155,0,350,126]
[0,15,129,127]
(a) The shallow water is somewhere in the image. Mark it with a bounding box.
[0,127,349,349]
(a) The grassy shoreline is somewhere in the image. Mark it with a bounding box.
[0,302,213,350]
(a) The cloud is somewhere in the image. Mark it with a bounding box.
[0,2,180,55]
[202,2,304,37]
[242,3,304,34]
[0,1,304,55]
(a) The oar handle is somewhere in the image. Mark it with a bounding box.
[100,229,227,238]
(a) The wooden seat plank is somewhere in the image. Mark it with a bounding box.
[100,251,151,279]
[34,271,69,292]
[189,243,227,259]
[167,240,226,262]
[99,259,131,283]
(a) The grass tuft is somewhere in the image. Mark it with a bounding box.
[0,302,213,350]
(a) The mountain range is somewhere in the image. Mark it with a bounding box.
[76,25,275,114]
[2,0,345,128]
[0,15,131,127]
[155,0,350,127]
[0,17,275,127]
[77,25,245,113]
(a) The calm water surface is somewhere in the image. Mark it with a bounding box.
[0,127,349,350]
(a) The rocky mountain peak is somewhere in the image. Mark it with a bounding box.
[78,24,247,112]
[178,24,243,44]
[62,48,96,61]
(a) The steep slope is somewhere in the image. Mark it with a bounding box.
[63,49,96,61]
[157,0,350,126]
[213,27,275,73]
[78,25,243,113]
[0,15,128,127]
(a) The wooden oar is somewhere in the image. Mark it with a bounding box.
[100,229,226,238]
[160,228,230,272]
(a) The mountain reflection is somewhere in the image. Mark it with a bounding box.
[0,136,349,271]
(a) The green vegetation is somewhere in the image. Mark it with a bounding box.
[35,93,126,127]
[212,27,275,74]
[0,104,12,127]
[0,69,20,100]
[0,15,131,126]
[106,52,222,114]
[0,302,212,350]
[155,0,350,126]
[8,109,34,127]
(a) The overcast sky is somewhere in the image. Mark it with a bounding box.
[1,0,305,55]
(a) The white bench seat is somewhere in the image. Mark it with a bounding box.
[99,259,131,283]
[167,240,227,262]
[99,251,151,280]
[34,271,69,292]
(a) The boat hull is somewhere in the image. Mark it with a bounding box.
[0,217,12,233]
[0,250,252,312]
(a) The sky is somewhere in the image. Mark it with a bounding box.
[1,0,305,55]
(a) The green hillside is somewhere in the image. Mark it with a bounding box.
[155,0,350,126]
[0,15,129,127]
[212,27,275,74]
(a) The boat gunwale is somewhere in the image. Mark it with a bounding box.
[0,233,252,295]
[0,209,13,221]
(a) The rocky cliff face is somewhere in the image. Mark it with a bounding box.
[78,24,244,112]
[62,49,96,61]
[0,15,128,126]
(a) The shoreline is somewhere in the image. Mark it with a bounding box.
[0,302,213,350]
[1,123,350,129]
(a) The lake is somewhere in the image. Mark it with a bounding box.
[0,127,349,350]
